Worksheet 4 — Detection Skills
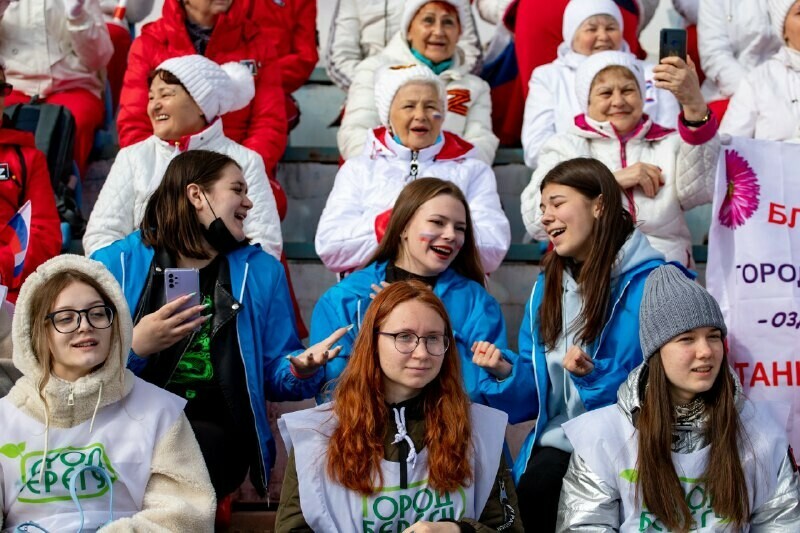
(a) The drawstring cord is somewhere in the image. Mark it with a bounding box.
[391,407,417,470]
[89,382,103,434]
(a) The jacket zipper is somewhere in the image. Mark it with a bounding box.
[409,150,419,180]
[618,138,637,223]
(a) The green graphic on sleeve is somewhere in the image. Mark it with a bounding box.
[170,294,214,386]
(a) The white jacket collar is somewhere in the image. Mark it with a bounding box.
[153,118,226,154]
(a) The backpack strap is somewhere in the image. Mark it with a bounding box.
[12,145,26,205]
[33,105,62,156]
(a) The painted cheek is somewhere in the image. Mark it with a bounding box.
[418,231,439,243]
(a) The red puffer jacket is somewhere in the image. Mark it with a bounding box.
[0,127,61,302]
[117,0,288,186]
[248,0,318,95]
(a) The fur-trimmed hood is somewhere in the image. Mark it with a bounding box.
[7,254,135,428]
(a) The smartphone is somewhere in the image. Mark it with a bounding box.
[164,268,200,319]
[659,28,687,61]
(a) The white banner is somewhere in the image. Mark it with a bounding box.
[707,137,800,451]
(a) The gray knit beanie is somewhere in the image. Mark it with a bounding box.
[639,265,727,361]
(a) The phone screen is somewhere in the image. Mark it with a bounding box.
[659,29,687,61]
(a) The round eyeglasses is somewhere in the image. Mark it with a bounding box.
[378,331,449,356]
[46,305,114,334]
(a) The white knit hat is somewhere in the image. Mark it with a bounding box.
[400,0,471,40]
[574,50,645,112]
[374,64,447,128]
[768,0,795,41]
[562,0,624,51]
[156,55,255,122]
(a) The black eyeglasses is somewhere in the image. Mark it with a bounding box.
[46,305,114,334]
[378,331,449,356]
[0,83,13,97]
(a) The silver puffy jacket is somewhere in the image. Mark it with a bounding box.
[556,364,800,531]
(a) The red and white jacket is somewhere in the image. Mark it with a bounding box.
[521,114,720,266]
[0,127,61,301]
[316,127,510,273]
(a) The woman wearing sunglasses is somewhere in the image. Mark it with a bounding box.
[0,254,215,531]
[277,280,523,532]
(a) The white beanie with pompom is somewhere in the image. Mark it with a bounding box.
[374,64,447,128]
[574,50,645,113]
[156,55,255,122]
[768,0,796,41]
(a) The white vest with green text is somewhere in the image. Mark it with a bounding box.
[563,400,788,532]
[279,402,508,533]
[0,379,185,531]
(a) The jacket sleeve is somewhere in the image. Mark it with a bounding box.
[261,261,324,401]
[475,0,515,25]
[462,455,524,532]
[456,6,484,75]
[337,57,381,160]
[521,66,558,169]
[0,148,60,290]
[462,162,510,273]
[241,151,283,260]
[461,77,499,164]
[239,46,288,172]
[125,0,156,23]
[521,136,580,241]
[555,453,620,532]
[117,34,157,148]
[672,0,699,25]
[324,0,364,92]
[719,75,758,138]
[505,281,541,425]
[83,149,137,257]
[276,0,318,94]
[675,113,721,211]
[310,288,359,391]
[750,451,800,531]
[275,449,314,532]
[314,160,386,273]
[67,0,113,72]
[698,0,747,97]
[100,415,216,532]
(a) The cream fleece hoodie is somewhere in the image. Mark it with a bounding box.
[1,254,216,531]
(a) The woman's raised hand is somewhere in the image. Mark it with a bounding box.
[652,56,709,122]
[287,326,352,377]
[562,345,594,377]
[131,294,209,357]
[613,162,663,198]
[472,341,512,380]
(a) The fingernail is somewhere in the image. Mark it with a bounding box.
[187,292,197,297]
[285,355,292,360]
[202,303,211,309]
[346,324,354,331]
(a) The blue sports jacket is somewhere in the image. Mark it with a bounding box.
[92,231,321,488]
[310,261,530,410]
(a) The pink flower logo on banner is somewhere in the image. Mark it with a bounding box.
[719,149,760,229]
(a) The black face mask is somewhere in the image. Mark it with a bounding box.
[200,192,247,255]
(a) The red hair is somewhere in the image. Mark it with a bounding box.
[327,280,473,495]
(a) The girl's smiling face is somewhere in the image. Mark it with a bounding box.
[396,194,467,276]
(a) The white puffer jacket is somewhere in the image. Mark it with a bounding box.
[521,114,720,265]
[83,119,282,258]
[0,0,113,99]
[521,48,680,169]
[337,33,498,165]
[475,0,514,25]
[721,47,800,141]
[698,0,781,101]
[317,127,510,273]
[325,0,483,92]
